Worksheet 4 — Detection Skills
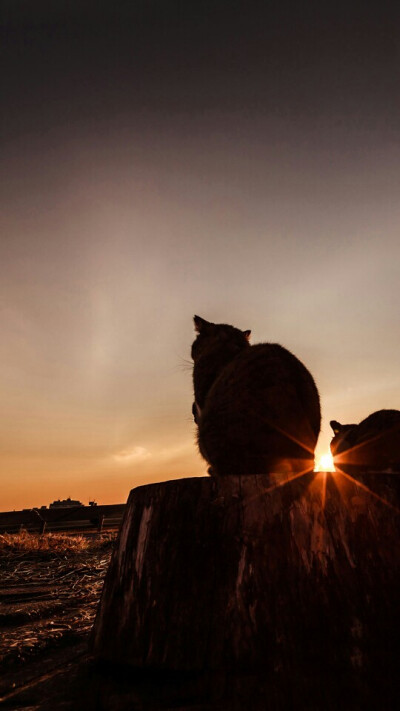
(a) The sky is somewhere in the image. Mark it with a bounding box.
[1,2,399,510]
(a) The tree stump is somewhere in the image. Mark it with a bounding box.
[91,471,400,705]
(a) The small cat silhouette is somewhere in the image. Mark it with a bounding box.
[330,409,400,474]
[191,316,321,477]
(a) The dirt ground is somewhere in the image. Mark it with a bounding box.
[0,536,113,710]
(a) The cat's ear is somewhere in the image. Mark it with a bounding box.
[243,329,251,341]
[330,420,342,435]
[194,315,210,333]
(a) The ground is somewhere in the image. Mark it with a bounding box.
[0,533,114,710]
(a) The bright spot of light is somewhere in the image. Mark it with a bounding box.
[315,452,335,472]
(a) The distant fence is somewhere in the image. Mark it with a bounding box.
[0,504,126,534]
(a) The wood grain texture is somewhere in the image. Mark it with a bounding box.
[91,471,400,695]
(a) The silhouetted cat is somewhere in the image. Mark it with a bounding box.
[330,410,400,474]
[191,316,321,477]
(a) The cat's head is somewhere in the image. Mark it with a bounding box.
[330,420,356,455]
[191,315,251,362]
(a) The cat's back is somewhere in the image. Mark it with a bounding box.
[203,341,320,436]
[357,409,400,439]
[208,342,316,392]
[355,410,400,465]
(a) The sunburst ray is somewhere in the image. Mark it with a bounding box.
[243,464,315,508]
[334,466,400,515]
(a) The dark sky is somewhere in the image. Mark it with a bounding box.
[1,2,399,508]
[3,3,398,131]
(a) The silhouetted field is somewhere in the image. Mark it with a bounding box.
[0,504,125,535]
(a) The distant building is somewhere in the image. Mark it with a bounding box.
[49,497,84,508]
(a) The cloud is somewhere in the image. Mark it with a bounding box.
[112,441,194,466]
[114,446,152,462]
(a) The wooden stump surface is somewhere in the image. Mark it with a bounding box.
[91,470,400,703]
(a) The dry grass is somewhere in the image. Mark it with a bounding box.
[0,530,116,554]
[0,535,114,677]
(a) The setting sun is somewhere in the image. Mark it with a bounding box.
[315,452,335,472]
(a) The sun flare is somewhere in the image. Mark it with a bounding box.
[315,452,335,472]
